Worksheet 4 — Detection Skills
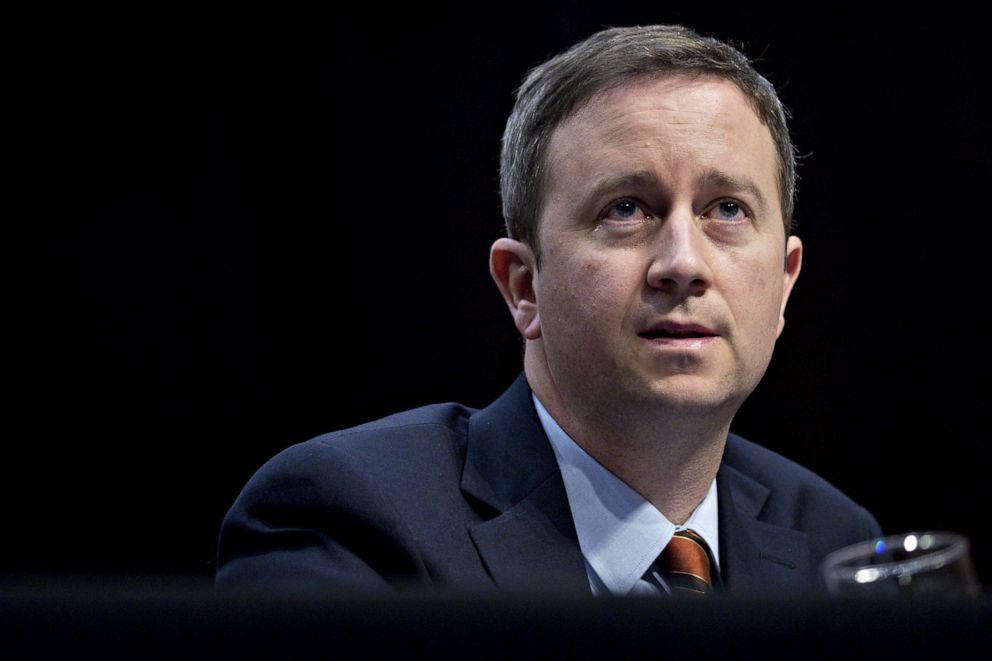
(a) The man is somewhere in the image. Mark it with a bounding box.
[216,25,881,596]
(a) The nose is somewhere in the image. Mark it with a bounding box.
[645,209,713,298]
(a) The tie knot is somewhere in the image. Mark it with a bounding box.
[660,529,715,596]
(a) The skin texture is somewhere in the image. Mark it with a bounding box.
[491,74,802,523]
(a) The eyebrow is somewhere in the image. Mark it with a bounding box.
[700,169,770,218]
[581,171,665,210]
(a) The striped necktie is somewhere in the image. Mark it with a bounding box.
[661,529,715,597]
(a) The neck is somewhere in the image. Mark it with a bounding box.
[525,344,732,525]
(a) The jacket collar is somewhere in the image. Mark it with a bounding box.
[460,374,589,594]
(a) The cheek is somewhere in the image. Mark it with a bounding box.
[727,258,785,338]
[541,253,634,330]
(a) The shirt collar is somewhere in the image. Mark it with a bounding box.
[533,394,720,595]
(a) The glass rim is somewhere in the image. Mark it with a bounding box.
[822,531,970,583]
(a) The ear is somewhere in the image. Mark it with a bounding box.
[776,235,803,337]
[490,238,541,340]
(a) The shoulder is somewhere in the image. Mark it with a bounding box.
[216,401,485,593]
[722,433,881,540]
[723,433,840,494]
[246,402,477,496]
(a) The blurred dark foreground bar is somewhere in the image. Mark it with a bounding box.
[1,578,989,659]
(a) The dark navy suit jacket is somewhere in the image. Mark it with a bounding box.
[216,374,881,596]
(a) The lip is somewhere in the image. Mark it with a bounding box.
[638,321,720,347]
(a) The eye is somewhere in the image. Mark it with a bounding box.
[704,199,749,222]
[603,199,650,222]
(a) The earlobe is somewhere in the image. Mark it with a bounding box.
[776,235,803,337]
[490,238,541,340]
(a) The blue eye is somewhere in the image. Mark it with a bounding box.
[707,200,747,222]
[604,200,648,221]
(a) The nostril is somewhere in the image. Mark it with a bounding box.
[648,276,709,295]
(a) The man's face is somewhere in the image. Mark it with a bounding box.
[531,74,802,419]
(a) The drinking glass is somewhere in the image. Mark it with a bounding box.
[822,531,981,597]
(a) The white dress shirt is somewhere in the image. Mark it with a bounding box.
[533,395,720,596]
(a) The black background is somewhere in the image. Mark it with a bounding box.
[9,2,991,587]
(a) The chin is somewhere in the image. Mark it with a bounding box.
[634,375,745,414]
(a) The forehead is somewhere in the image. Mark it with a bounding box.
[543,74,780,216]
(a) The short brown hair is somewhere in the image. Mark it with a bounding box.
[499,25,797,261]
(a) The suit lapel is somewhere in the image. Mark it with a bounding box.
[468,473,590,594]
[717,463,815,594]
[460,375,589,594]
